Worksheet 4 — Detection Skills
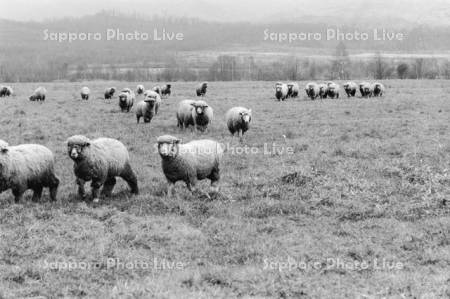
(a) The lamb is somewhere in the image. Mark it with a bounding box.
[372,82,385,97]
[343,81,358,97]
[225,107,252,142]
[359,82,373,98]
[104,87,116,100]
[0,140,59,203]
[176,99,213,132]
[305,82,319,100]
[318,83,328,99]
[326,82,340,99]
[118,88,135,112]
[66,135,139,203]
[80,86,90,100]
[157,135,224,197]
[29,87,47,101]
[0,86,13,97]
[136,90,161,123]
[196,82,208,97]
[275,83,288,101]
[287,82,300,98]
[136,85,145,95]
[161,84,172,97]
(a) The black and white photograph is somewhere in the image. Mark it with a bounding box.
[0,0,449,297]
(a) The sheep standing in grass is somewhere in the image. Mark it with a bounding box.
[80,87,90,100]
[136,85,145,95]
[196,82,208,97]
[226,107,252,142]
[104,87,116,100]
[326,82,340,99]
[118,88,135,112]
[161,84,172,97]
[287,82,299,98]
[136,90,161,123]
[66,135,139,203]
[157,135,224,197]
[318,83,328,99]
[0,86,13,97]
[177,99,213,132]
[0,140,59,203]
[305,82,319,100]
[359,82,373,98]
[275,83,288,101]
[372,82,385,97]
[29,87,47,101]
[343,82,357,97]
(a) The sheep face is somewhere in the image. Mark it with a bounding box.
[158,140,180,159]
[240,110,252,124]
[191,102,208,115]
[119,93,128,103]
[67,137,90,161]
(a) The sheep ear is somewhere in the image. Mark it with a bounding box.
[84,142,90,147]
[1,148,8,153]
[175,139,181,144]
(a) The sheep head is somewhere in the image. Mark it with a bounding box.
[240,110,252,124]
[191,101,208,115]
[157,135,181,159]
[66,135,91,161]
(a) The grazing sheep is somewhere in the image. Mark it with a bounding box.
[326,82,340,99]
[136,90,161,123]
[196,82,208,97]
[66,135,139,203]
[343,81,358,97]
[318,83,328,99]
[157,135,224,197]
[305,82,320,100]
[275,83,288,101]
[359,82,373,98]
[29,87,47,101]
[0,86,13,97]
[80,86,90,100]
[136,85,145,95]
[372,82,385,97]
[225,107,252,142]
[0,140,59,203]
[287,82,300,98]
[104,87,116,100]
[118,88,135,112]
[176,99,213,132]
[161,84,172,97]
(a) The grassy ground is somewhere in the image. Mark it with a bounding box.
[0,80,449,298]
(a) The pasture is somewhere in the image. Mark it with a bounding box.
[0,80,449,298]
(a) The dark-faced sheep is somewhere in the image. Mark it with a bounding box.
[318,83,328,99]
[275,83,288,101]
[157,135,224,198]
[287,83,299,98]
[0,140,59,203]
[119,89,135,112]
[359,82,373,98]
[177,99,213,132]
[66,135,139,203]
[343,82,357,97]
[80,87,90,100]
[326,82,340,99]
[136,85,145,95]
[161,84,172,97]
[196,82,208,97]
[29,87,47,101]
[225,107,252,142]
[372,82,385,97]
[104,87,116,100]
[136,90,161,123]
[305,82,320,100]
[0,86,13,97]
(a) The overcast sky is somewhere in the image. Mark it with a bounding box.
[1,0,449,25]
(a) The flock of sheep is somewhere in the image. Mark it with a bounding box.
[0,81,254,203]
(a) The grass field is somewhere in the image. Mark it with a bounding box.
[0,80,449,298]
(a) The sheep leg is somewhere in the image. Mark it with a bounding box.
[31,186,43,202]
[101,177,116,197]
[91,180,103,203]
[209,167,221,193]
[76,178,87,199]
[121,163,139,195]
[49,175,60,202]
[166,182,175,198]
[12,187,25,203]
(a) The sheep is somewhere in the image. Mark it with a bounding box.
[152,86,162,96]
[225,107,252,142]
[359,82,373,98]
[343,81,358,97]
[118,88,135,112]
[326,82,340,99]
[0,86,13,97]
[80,86,90,100]
[66,135,139,203]
[305,82,320,100]
[372,82,385,97]
[29,87,47,101]
[196,82,208,97]
[161,84,172,97]
[318,83,328,99]
[157,135,224,198]
[287,82,300,98]
[176,99,213,132]
[136,90,161,123]
[136,85,145,95]
[275,83,288,101]
[0,140,59,203]
[104,87,116,100]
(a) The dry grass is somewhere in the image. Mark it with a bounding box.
[0,80,449,298]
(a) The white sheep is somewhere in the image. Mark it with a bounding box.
[305,82,320,100]
[0,86,13,97]
[225,107,252,142]
[157,135,224,197]
[29,87,47,101]
[66,135,139,203]
[104,87,116,100]
[343,81,358,97]
[161,84,172,97]
[136,85,145,95]
[359,82,373,98]
[118,88,135,112]
[136,90,161,123]
[196,82,208,97]
[0,140,59,203]
[176,99,213,132]
[326,82,340,99]
[275,83,288,101]
[287,82,300,98]
[318,83,328,99]
[80,86,90,100]
[372,82,385,97]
